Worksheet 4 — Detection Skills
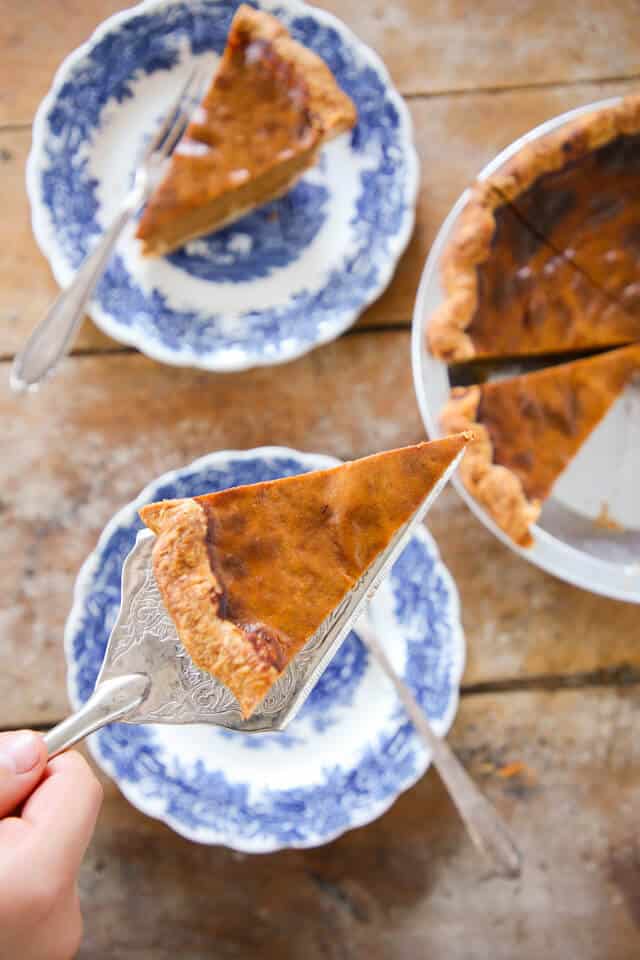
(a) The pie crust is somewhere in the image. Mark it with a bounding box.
[136,5,357,256]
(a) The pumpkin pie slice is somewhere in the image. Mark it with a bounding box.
[139,436,469,717]
[136,5,357,256]
[440,344,640,546]
[490,94,640,320]
[428,179,639,362]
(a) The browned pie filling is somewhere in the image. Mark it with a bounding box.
[136,5,356,256]
[475,347,640,503]
[201,502,287,673]
[441,344,640,545]
[467,201,640,358]
[194,438,468,654]
[508,132,640,314]
[140,437,470,717]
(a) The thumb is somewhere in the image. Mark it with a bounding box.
[0,731,48,817]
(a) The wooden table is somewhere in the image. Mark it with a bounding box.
[2,3,640,957]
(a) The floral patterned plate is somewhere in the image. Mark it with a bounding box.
[64,448,465,850]
[28,0,418,371]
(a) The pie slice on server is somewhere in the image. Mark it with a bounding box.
[136,4,357,257]
[441,344,640,547]
[140,436,470,717]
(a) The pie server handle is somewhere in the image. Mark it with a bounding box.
[43,674,150,758]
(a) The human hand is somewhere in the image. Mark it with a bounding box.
[0,732,103,960]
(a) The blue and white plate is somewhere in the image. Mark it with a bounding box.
[65,448,464,850]
[28,0,418,372]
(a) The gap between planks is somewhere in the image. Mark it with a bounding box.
[3,70,640,136]
[0,323,412,365]
[3,666,639,733]
[401,70,640,102]
[0,345,140,365]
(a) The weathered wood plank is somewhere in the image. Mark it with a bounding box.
[3,77,638,358]
[75,687,640,959]
[2,343,638,727]
[430,488,640,688]
[2,1,639,126]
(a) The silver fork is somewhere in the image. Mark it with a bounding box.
[358,623,522,879]
[11,66,206,392]
[44,454,464,755]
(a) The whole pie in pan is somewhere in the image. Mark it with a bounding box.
[136,5,357,257]
[440,345,640,546]
[428,94,640,363]
[140,435,469,717]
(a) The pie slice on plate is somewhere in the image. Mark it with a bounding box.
[489,94,640,320]
[440,344,640,546]
[140,435,469,717]
[427,179,639,362]
[136,4,357,256]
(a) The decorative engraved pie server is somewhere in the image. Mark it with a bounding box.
[44,446,520,877]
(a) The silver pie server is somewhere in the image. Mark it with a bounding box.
[45,451,463,753]
[44,447,521,877]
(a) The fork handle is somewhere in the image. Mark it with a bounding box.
[11,204,134,391]
[359,624,522,879]
[44,674,150,759]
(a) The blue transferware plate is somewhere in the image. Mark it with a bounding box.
[28,0,418,372]
[64,447,465,851]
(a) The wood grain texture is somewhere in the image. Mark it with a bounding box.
[75,687,640,959]
[2,341,638,727]
[430,488,640,688]
[2,0,639,126]
[321,0,640,97]
[3,78,639,358]
[0,1,125,127]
